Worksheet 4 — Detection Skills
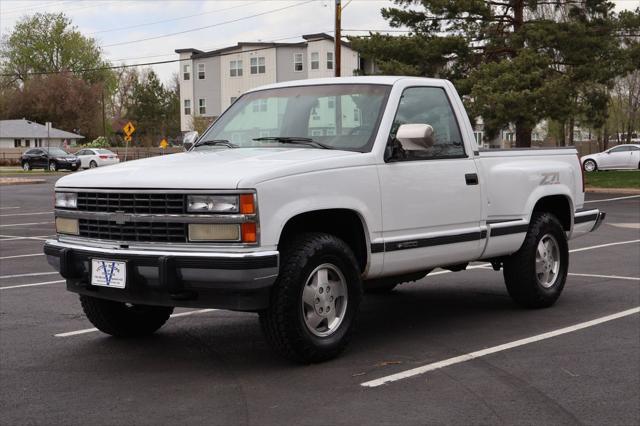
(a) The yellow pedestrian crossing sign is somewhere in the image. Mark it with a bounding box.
[160,139,168,149]
[123,121,135,137]
[124,135,132,142]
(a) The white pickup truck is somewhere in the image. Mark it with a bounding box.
[45,76,605,362]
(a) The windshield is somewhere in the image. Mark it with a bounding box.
[46,148,70,156]
[196,84,391,152]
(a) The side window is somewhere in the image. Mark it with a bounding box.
[629,146,640,151]
[390,87,465,160]
[609,146,627,153]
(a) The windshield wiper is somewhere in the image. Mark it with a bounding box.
[194,139,238,148]
[253,136,333,150]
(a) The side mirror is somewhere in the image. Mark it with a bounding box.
[396,124,435,151]
[183,131,199,150]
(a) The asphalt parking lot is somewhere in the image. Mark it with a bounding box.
[1,176,638,425]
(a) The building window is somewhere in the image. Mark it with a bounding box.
[14,139,21,147]
[353,109,360,122]
[184,99,191,115]
[294,53,304,72]
[24,139,30,147]
[311,129,323,137]
[310,52,319,70]
[473,131,484,145]
[252,99,268,112]
[197,63,205,80]
[250,57,265,74]
[199,98,206,115]
[328,98,335,109]
[183,64,190,80]
[327,52,334,70]
[230,60,243,77]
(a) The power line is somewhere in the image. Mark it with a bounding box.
[101,0,316,48]
[108,30,331,63]
[1,0,73,14]
[88,1,260,36]
[0,39,330,77]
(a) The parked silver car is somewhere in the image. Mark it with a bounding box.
[581,144,640,172]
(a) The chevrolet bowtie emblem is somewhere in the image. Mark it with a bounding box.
[114,211,126,225]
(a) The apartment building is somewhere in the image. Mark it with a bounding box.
[175,33,361,132]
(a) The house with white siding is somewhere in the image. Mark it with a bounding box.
[0,119,84,149]
[175,33,361,132]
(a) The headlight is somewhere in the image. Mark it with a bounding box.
[187,194,255,214]
[55,192,77,208]
[55,217,79,235]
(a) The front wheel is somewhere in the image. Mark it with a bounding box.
[259,233,362,363]
[49,161,57,171]
[22,161,31,171]
[583,159,597,172]
[79,295,173,337]
[503,212,568,308]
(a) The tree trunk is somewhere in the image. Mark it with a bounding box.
[515,120,532,147]
[569,117,575,146]
[558,121,566,147]
[603,123,609,150]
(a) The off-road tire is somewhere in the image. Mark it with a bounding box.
[503,212,568,308]
[80,295,173,337]
[259,232,362,363]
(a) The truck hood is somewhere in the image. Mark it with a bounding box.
[55,148,361,189]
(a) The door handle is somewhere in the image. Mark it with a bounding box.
[465,173,479,185]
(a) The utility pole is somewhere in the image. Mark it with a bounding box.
[101,87,107,138]
[334,0,341,77]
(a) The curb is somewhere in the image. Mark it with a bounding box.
[585,187,640,195]
[0,178,46,186]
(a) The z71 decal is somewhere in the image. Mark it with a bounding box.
[540,172,560,185]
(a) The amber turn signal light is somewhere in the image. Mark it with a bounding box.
[241,222,257,243]
[239,194,255,214]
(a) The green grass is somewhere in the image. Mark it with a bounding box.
[585,170,640,189]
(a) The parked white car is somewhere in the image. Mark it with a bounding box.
[75,148,120,169]
[581,144,640,172]
[46,76,605,363]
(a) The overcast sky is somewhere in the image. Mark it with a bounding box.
[1,0,637,84]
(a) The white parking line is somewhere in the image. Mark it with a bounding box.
[568,273,640,282]
[0,234,52,241]
[55,308,217,337]
[0,271,58,279]
[361,307,640,388]
[0,211,52,217]
[0,280,64,290]
[0,253,44,260]
[570,239,640,253]
[0,221,54,228]
[584,195,640,204]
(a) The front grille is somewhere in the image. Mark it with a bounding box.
[79,219,186,243]
[77,192,185,215]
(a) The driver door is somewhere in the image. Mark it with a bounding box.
[603,146,629,169]
[377,86,483,276]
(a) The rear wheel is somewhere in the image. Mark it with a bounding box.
[79,295,173,337]
[48,161,57,171]
[503,212,568,308]
[89,160,98,168]
[583,159,597,172]
[22,161,31,171]
[259,232,362,363]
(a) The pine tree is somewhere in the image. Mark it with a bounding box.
[350,1,639,147]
